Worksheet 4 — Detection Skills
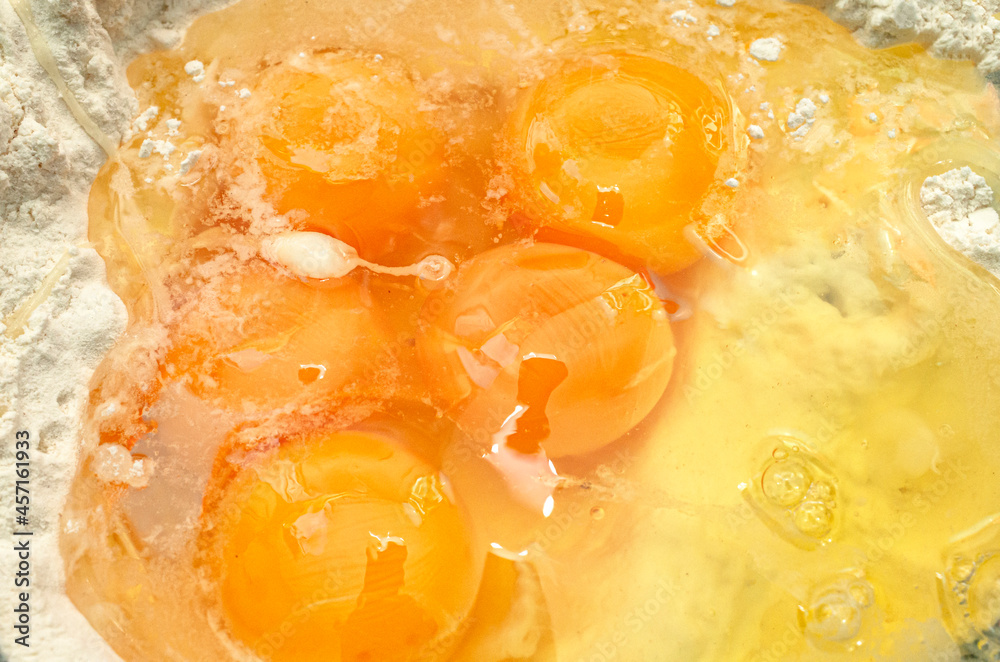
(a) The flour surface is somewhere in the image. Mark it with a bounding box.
[0,0,998,660]
[804,0,1000,78]
[922,167,1000,277]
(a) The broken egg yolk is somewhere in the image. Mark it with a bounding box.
[507,52,729,274]
[417,242,675,457]
[202,428,482,662]
[166,263,386,412]
[236,52,443,260]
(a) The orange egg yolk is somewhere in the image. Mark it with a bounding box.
[418,242,675,457]
[203,428,482,662]
[237,52,443,261]
[508,52,729,274]
[165,264,387,412]
[64,0,1000,658]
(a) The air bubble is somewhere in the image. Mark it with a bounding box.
[968,556,1000,636]
[949,556,976,583]
[744,437,839,549]
[811,480,836,502]
[799,573,875,648]
[805,592,862,642]
[847,581,875,608]
[761,461,811,507]
[794,501,834,538]
[939,517,1000,654]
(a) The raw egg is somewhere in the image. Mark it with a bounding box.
[505,51,730,274]
[201,425,483,662]
[165,262,388,412]
[60,0,1000,659]
[417,242,675,457]
[231,51,444,261]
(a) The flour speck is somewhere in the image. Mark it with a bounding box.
[184,59,206,83]
[750,37,784,62]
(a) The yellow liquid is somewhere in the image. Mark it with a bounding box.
[61,0,1000,660]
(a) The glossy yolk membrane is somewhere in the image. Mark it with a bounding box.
[509,52,730,274]
[203,429,482,662]
[165,263,387,412]
[66,0,1000,659]
[234,52,444,262]
[418,242,675,458]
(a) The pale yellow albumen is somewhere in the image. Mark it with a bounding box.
[58,0,1000,660]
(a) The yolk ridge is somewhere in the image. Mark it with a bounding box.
[203,428,483,662]
[418,242,675,457]
[508,51,730,274]
[166,263,387,412]
[234,52,444,262]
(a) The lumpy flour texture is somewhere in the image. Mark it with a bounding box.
[921,167,1000,278]
[805,0,1000,79]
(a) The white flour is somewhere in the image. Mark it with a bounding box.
[803,0,1000,78]
[749,37,784,61]
[0,3,235,660]
[0,0,998,660]
[921,167,1000,277]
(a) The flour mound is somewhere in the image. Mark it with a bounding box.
[922,167,1000,277]
[803,0,1000,76]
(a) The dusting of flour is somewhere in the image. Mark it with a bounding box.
[0,0,998,660]
[0,2,237,661]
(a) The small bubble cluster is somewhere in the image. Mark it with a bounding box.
[746,436,839,548]
[798,570,876,651]
[940,516,1000,658]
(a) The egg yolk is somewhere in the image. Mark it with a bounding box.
[203,428,482,662]
[418,242,675,457]
[236,52,443,261]
[507,52,729,274]
[166,263,387,412]
[64,0,1000,658]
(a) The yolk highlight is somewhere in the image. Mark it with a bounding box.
[237,52,443,261]
[203,429,482,662]
[166,264,386,412]
[508,52,729,274]
[64,0,1000,659]
[418,242,675,457]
